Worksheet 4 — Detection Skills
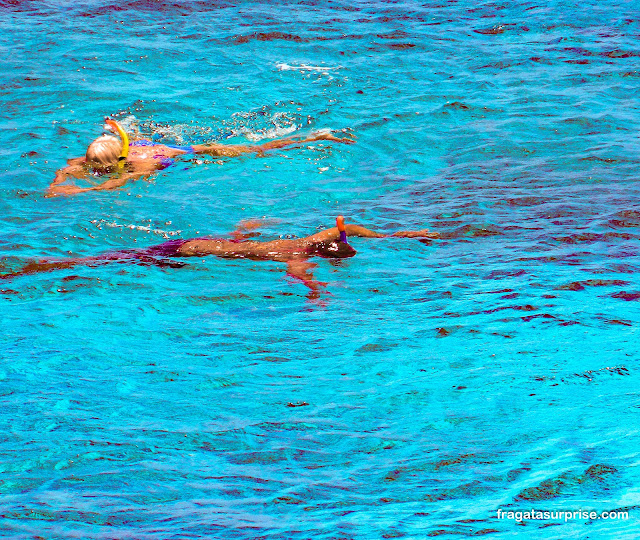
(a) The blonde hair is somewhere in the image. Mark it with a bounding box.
[86,135,122,168]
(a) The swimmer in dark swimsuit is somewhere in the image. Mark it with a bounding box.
[47,120,355,197]
[2,219,439,301]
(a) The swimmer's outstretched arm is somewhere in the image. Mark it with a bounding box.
[304,224,440,243]
[191,131,355,158]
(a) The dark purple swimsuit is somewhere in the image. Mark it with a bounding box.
[144,239,193,258]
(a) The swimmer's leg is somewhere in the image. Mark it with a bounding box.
[251,130,356,153]
[0,250,188,280]
[308,129,356,145]
[190,143,252,157]
[132,255,188,269]
[0,256,98,279]
[191,130,355,158]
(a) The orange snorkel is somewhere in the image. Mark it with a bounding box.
[337,215,348,243]
[104,118,129,170]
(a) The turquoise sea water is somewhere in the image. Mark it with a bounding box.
[1,0,639,538]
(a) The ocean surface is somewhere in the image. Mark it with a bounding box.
[1,0,638,538]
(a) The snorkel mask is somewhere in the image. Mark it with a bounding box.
[315,215,357,259]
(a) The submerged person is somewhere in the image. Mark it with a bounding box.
[2,217,439,300]
[47,118,355,197]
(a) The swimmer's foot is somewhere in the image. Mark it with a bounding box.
[311,130,356,144]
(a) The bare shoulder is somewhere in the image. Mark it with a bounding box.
[129,142,190,161]
[126,157,162,175]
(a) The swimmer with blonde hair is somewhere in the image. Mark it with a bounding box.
[48,119,355,197]
[2,217,439,301]
[85,134,123,169]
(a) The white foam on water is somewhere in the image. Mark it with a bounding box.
[242,124,298,142]
[91,219,182,238]
[276,62,340,73]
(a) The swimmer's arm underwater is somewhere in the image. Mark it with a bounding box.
[47,148,158,197]
[46,171,142,197]
[286,260,327,301]
[47,160,90,197]
[48,158,84,187]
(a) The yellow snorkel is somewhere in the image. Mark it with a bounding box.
[104,118,129,170]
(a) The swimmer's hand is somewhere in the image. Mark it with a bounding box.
[390,230,440,239]
[312,131,356,144]
[45,184,94,197]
